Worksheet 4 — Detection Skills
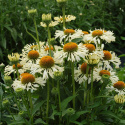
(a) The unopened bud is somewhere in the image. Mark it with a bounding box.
[114,94,125,104]
[66,108,75,116]
[54,71,63,80]
[28,9,37,17]
[2,99,9,107]
[4,76,12,84]
[42,13,51,25]
[15,88,24,96]
[8,53,20,64]
[51,87,58,95]
[19,111,26,118]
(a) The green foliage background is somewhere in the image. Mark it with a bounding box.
[0,0,125,64]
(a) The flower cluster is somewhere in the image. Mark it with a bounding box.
[1,1,124,125]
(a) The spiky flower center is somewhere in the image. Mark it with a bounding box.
[39,56,54,68]
[92,30,103,37]
[113,81,125,90]
[103,50,112,60]
[20,73,30,78]
[63,42,78,52]
[82,31,89,35]
[13,63,23,69]
[99,70,110,76]
[45,46,54,51]
[28,50,39,59]
[64,29,75,35]
[83,44,95,53]
[21,73,35,84]
[81,63,91,74]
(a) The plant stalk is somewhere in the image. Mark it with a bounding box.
[47,26,51,56]
[91,67,94,102]
[71,62,75,109]
[46,80,50,124]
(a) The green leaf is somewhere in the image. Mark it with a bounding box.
[49,105,61,120]
[26,29,38,43]
[70,121,83,125]
[118,54,125,58]
[0,86,3,100]
[61,95,77,111]
[72,38,83,43]
[0,38,6,49]
[88,101,101,108]
[9,120,25,125]
[120,120,125,124]
[90,121,104,125]
[11,28,17,42]
[100,111,121,120]
[0,48,3,60]
[34,118,47,124]
[32,100,46,115]
[70,110,90,121]
[121,36,125,40]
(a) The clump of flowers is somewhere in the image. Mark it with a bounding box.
[1,1,124,125]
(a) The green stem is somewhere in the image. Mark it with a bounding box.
[46,80,50,124]
[0,83,3,123]
[57,80,61,112]
[91,67,94,102]
[15,64,20,80]
[14,94,21,110]
[62,6,66,30]
[71,62,75,109]
[83,65,89,107]
[33,17,40,52]
[28,90,33,125]
[22,96,30,116]
[7,107,15,121]
[47,26,51,56]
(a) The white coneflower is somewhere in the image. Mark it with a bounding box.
[54,15,76,23]
[106,81,125,95]
[12,73,46,91]
[30,56,64,80]
[102,50,121,70]
[55,29,83,45]
[54,42,88,63]
[40,21,59,28]
[4,63,24,76]
[93,67,119,83]
[74,63,90,84]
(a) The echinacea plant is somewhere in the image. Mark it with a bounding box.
[1,1,125,125]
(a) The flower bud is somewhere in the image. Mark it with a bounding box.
[15,88,24,96]
[42,13,51,25]
[2,99,9,107]
[28,9,37,17]
[8,53,20,64]
[54,71,63,80]
[102,74,110,81]
[4,76,12,84]
[56,0,67,2]
[0,63,5,70]
[85,53,100,67]
[56,0,67,7]
[51,87,58,95]
[66,108,75,116]
[114,94,125,104]
[18,111,26,118]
